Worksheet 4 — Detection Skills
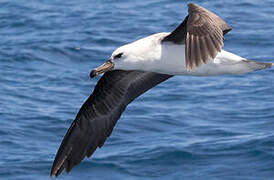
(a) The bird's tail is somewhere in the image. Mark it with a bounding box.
[242,60,273,72]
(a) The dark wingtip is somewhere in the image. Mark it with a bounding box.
[187,3,201,10]
[50,165,56,177]
[50,165,59,177]
[50,160,66,177]
[188,3,197,7]
[50,145,69,177]
[50,171,55,178]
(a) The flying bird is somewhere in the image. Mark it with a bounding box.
[50,3,273,177]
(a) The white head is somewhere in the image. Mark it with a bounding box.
[90,33,164,78]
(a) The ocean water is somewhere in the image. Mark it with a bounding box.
[1,0,274,179]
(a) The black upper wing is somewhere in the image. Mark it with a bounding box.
[50,70,172,177]
[162,3,232,69]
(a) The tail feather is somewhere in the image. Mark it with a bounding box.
[242,60,273,72]
[255,61,273,69]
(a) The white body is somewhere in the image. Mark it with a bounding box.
[112,33,271,76]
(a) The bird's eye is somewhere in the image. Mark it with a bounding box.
[114,53,123,59]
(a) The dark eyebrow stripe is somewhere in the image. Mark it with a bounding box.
[114,53,123,59]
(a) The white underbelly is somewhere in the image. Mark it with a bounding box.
[145,47,254,76]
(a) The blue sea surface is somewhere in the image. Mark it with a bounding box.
[1,0,274,179]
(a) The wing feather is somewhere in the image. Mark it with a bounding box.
[162,3,232,69]
[194,36,202,67]
[50,70,172,177]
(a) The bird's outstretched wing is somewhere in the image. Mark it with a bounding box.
[50,70,172,177]
[162,3,232,69]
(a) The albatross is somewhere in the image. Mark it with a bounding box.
[50,3,273,177]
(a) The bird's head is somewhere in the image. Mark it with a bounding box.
[90,34,162,78]
[89,46,128,78]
